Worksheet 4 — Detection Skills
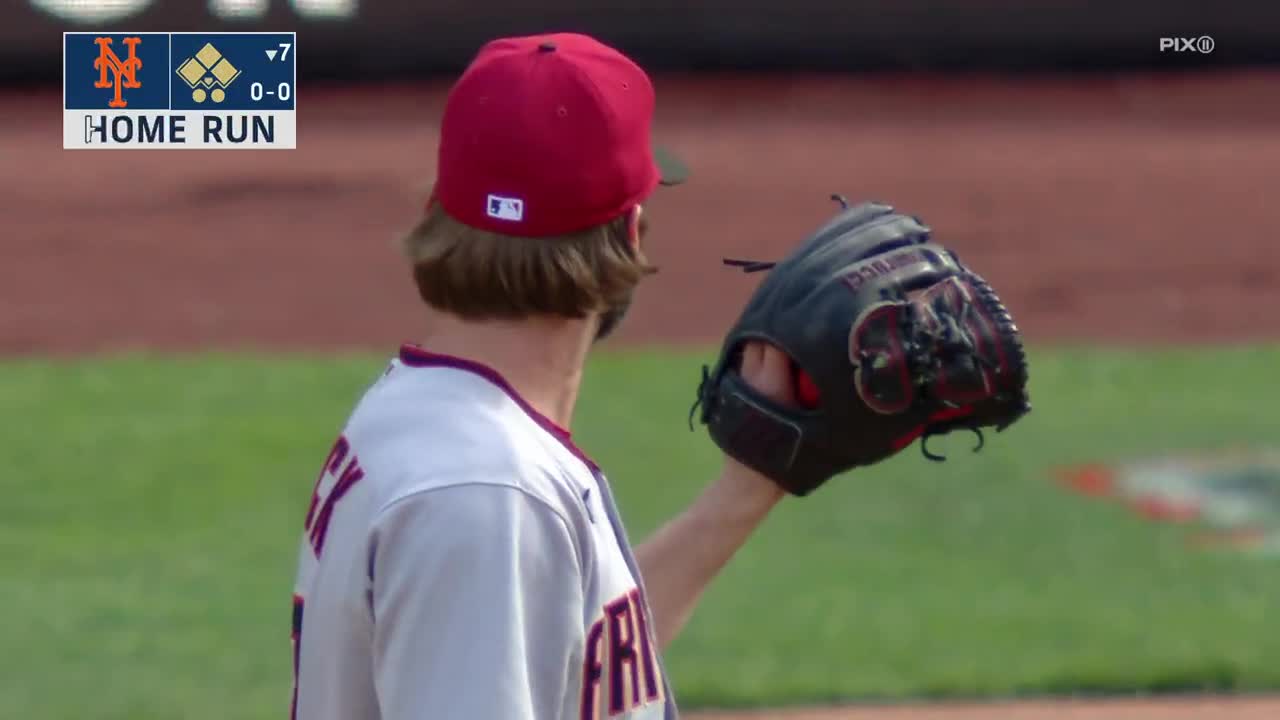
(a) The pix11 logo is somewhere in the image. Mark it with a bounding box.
[63,32,297,150]
[1055,448,1280,555]
[1159,35,1215,54]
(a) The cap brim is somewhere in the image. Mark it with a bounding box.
[654,145,688,186]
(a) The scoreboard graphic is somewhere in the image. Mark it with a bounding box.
[63,32,296,150]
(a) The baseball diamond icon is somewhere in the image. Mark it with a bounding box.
[175,42,241,104]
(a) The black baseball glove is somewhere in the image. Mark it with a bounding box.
[691,198,1030,496]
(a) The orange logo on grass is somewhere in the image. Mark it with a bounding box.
[93,37,143,108]
[1055,449,1280,555]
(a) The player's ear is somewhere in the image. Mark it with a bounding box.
[626,204,643,252]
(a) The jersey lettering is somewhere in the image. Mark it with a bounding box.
[303,436,348,530]
[628,588,661,702]
[605,596,640,714]
[302,434,366,555]
[580,588,662,719]
[579,617,606,720]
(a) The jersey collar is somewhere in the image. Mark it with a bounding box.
[397,343,600,472]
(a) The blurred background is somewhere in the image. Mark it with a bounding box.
[4,2,1280,719]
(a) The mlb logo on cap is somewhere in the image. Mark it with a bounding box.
[486,194,525,222]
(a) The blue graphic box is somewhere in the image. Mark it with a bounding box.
[170,33,296,112]
[65,33,170,110]
[64,33,296,112]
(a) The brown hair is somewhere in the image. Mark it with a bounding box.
[400,203,655,321]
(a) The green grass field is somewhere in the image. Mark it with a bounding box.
[4,345,1280,719]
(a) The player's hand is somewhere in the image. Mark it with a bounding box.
[718,341,797,499]
[737,341,798,407]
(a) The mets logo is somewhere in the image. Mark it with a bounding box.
[93,36,142,108]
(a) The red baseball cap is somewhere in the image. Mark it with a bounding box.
[433,33,687,238]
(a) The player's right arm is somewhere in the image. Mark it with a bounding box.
[368,481,585,720]
[634,342,792,650]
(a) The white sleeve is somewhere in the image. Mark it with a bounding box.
[369,482,585,720]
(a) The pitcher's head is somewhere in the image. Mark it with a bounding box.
[402,32,686,340]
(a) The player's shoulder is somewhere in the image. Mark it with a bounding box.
[342,345,600,524]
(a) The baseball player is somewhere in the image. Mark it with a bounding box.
[288,30,1031,720]
[288,33,797,720]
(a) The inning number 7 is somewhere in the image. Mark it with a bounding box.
[279,43,292,61]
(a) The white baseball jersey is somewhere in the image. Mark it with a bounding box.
[289,344,676,720]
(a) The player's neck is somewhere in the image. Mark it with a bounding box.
[416,310,595,430]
